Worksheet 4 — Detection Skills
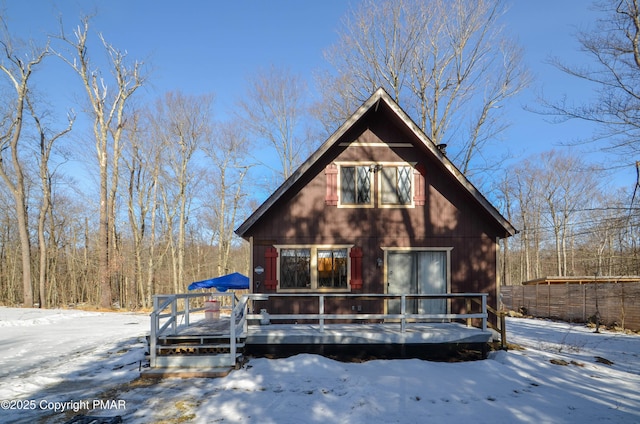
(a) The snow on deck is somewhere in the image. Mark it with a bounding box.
[161,314,492,345]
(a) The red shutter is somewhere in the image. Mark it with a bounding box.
[414,163,426,205]
[349,247,363,290]
[264,247,279,290]
[325,163,339,205]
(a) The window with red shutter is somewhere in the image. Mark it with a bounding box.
[413,163,426,206]
[264,247,279,290]
[349,247,363,290]
[325,163,338,205]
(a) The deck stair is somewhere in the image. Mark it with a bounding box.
[154,333,245,367]
[148,292,247,372]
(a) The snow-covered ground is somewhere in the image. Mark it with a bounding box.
[0,307,638,424]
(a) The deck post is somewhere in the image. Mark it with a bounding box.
[150,319,157,368]
[244,298,249,334]
[481,294,487,331]
[150,297,158,367]
[230,297,236,363]
[500,311,507,349]
[466,298,472,327]
[401,295,406,333]
[319,295,325,332]
[184,296,190,327]
[171,296,177,335]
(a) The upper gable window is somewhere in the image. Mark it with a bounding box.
[335,162,416,208]
[380,165,412,205]
[340,165,372,206]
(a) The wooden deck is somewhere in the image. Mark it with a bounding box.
[163,312,491,342]
[172,315,492,345]
[153,314,493,364]
[246,322,492,345]
[147,292,497,375]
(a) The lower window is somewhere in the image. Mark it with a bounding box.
[278,246,350,290]
[280,248,311,289]
[318,248,348,288]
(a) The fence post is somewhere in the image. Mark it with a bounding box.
[621,282,626,330]
[582,283,586,322]
[465,297,472,327]
[548,282,551,318]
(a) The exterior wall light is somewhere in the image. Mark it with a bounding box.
[369,164,383,173]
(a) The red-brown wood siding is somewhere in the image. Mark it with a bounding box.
[244,107,503,318]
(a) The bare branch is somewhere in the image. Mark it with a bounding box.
[318,0,530,177]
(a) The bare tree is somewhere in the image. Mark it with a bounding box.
[0,27,49,307]
[122,110,161,307]
[151,91,212,293]
[500,159,546,282]
[320,0,529,177]
[547,0,640,159]
[28,98,74,308]
[238,66,312,182]
[202,119,252,276]
[56,16,144,308]
[501,150,603,281]
[539,152,600,276]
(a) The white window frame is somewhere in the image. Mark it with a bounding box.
[378,162,415,208]
[336,161,416,208]
[382,246,453,315]
[381,246,453,294]
[336,162,375,208]
[274,244,353,292]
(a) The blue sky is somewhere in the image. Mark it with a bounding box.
[2,0,633,190]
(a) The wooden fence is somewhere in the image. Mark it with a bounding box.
[501,281,640,331]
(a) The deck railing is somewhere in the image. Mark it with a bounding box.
[149,292,489,367]
[149,292,242,367]
[244,293,488,333]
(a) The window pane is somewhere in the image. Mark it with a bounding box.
[341,166,355,204]
[357,166,371,204]
[318,248,348,288]
[381,166,412,205]
[381,167,398,204]
[398,166,412,204]
[341,166,371,205]
[280,249,311,289]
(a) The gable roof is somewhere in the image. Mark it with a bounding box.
[235,87,517,238]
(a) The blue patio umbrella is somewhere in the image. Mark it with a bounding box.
[187,272,249,292]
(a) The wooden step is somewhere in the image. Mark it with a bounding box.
[158,344,245,355]
[160,335,244,342]
[158,343,245,350]
[141,367,234,379]
[153,353,243,368]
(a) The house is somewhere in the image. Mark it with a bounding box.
[235,88,516,323]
